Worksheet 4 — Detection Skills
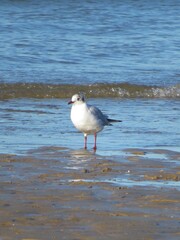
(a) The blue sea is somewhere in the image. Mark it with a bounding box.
[0,0,179,155]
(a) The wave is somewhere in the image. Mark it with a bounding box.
[0,83,179,100]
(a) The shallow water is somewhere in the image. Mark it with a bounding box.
[0,98,179,155]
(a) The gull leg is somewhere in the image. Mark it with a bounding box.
[93,133,97,150]
[84,134,87,149]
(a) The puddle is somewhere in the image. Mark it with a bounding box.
[69,178,180,190]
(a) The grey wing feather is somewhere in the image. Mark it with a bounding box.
[88,105,122,124]
[88,105,110,125]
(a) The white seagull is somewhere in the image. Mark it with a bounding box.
[68,93,122,150]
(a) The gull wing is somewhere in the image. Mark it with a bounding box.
[88,105,110,126]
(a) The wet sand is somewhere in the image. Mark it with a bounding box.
[0,147,180,240]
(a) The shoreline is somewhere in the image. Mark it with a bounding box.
[0,147,180,240]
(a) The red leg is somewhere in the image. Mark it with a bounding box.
[93,133,97,150]
[84,135,87,149]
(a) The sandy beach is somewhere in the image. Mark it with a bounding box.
[0,147,179,240]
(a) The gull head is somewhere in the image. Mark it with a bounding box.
[68,93,85,105]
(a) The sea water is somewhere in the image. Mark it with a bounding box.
[0,0,180,156]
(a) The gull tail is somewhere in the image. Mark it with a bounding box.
[107,118,122,123]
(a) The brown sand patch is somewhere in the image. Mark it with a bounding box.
[0,149,180,240]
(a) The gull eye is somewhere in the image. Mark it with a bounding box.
[77,97,80,101]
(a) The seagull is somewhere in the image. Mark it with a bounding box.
[68,93,122,150]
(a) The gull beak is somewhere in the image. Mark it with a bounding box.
[68,100,74,105]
